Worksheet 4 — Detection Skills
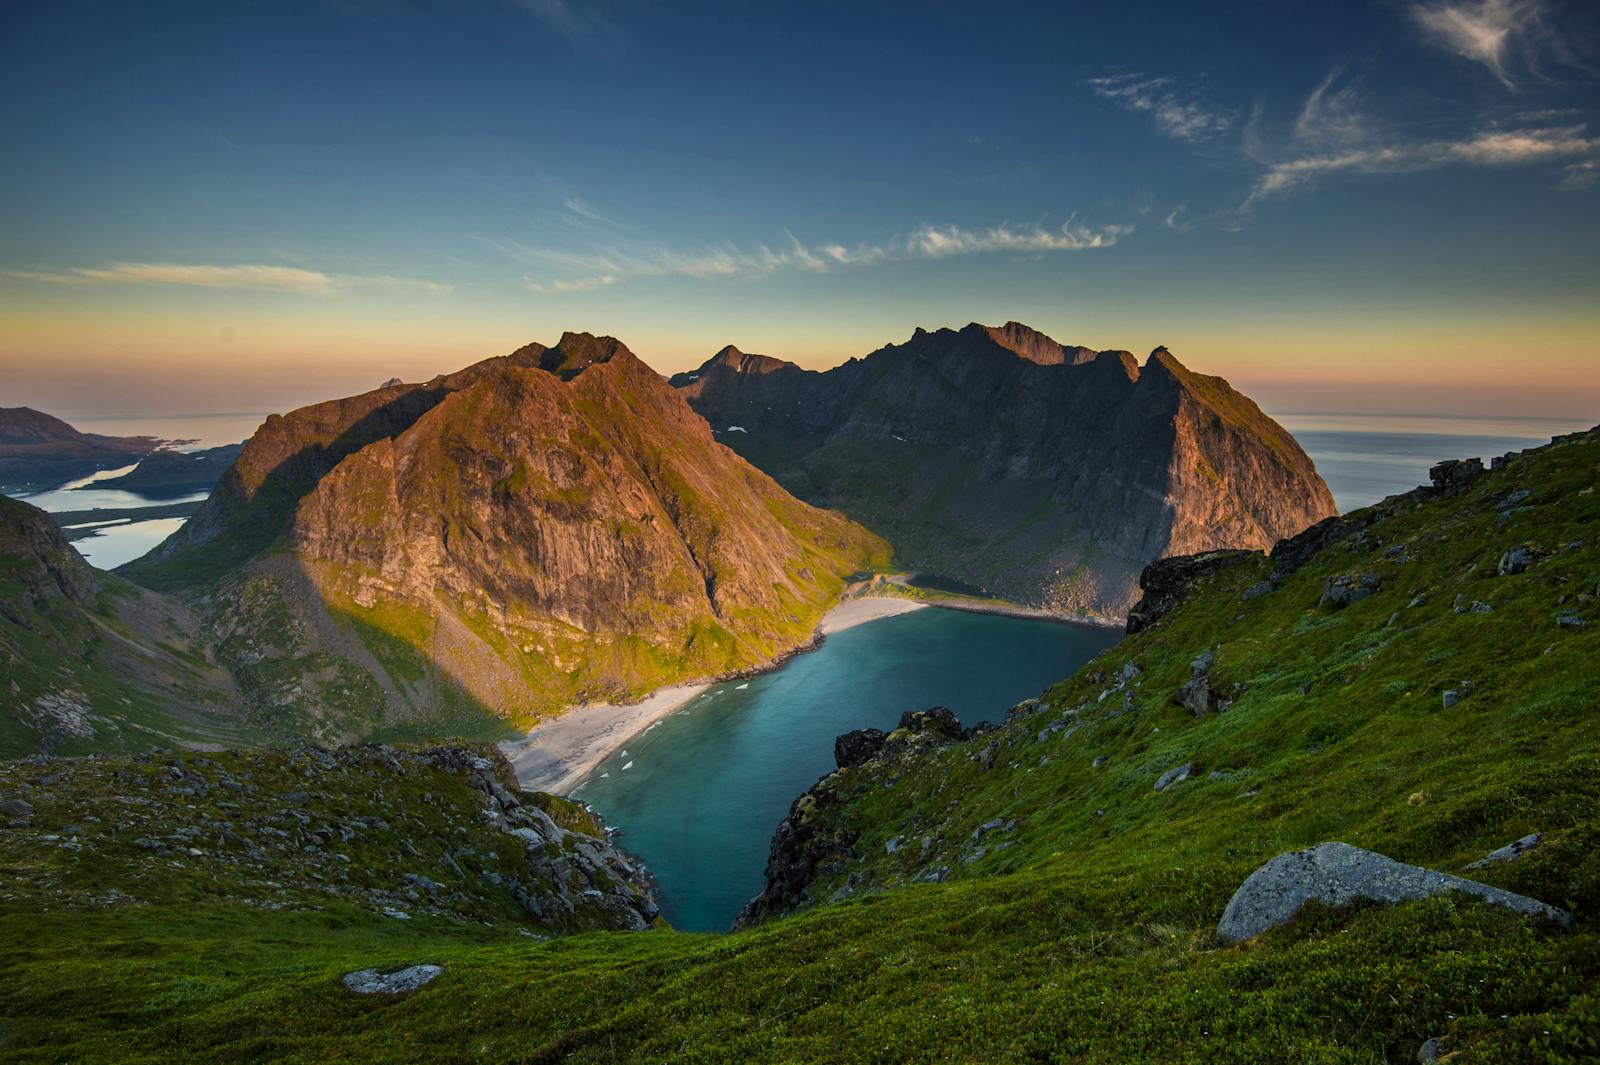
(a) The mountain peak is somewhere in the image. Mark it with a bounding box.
[539,332,633,379]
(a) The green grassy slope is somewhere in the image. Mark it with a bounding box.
[1,429,1595,1063]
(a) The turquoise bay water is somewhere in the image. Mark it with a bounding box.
[574,607,1120,932]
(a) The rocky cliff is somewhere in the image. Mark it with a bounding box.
[672,322,1336,619]
[124,333,887,734]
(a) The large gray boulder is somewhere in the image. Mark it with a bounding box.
[1217,841,1570,945]
[342,964,443,994]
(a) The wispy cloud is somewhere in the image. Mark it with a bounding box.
[560,195,625,228]
[1414,0,1548,86]
[1241,68,1599,205]
[1085,74,1234,142]
[511,0,619,48]
[1558,159,1600,190]
[1247,124,1599,203]
[3,262,450,294]
[514,219,1129,294]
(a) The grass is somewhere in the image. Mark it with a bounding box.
[0,429,1596,1061]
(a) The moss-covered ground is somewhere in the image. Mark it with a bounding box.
[0,429,1595,1062]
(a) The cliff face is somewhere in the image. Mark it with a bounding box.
[126,334,887,729]
[287,333,886,717]
[673,323,1335,619]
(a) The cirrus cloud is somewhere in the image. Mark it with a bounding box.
[2,262,451,294]
[515,218,1129,295]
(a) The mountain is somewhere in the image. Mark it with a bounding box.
[89,441,245,496]
[0,406,166,493]
[0,495,248,756]
[671,322,1337,619]
[3,427,1593,1062]
[123,333,888,733]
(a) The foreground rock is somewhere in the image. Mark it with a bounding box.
[737,707,980,928]
[342,964,443,995]
[1218,842,1570,945]
[0,743,661,934]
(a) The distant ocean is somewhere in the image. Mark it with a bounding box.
[1273,412,1596,513]
[6,409,1595,570]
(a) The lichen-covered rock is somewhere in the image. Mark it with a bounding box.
[1319,574,1380,609]
[1154,762,1193,792]
[1217,841,1570,945]
[834,728,887,770]
[1466,833,1542,870]
[342,964,442,994]
[1127,550,1257,634]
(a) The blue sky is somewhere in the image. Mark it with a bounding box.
[1,0,1597,417]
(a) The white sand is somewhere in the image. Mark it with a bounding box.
[500,595,926,795]
[817,595,927,634]
[499,681,711,795]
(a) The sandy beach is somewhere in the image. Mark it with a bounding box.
[500,681,712,795]
[500,595,927,795]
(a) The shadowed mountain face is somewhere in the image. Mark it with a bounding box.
[124,334,887,731]
[671,322,1336,619]
[0,407,165,493]
[0,496,249,756]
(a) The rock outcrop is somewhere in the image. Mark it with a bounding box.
[673,323,1335,619]
[1217,841,1570,945]
[737,707,979,928]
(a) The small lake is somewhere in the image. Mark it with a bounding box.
[10,465,206,570]
[574,607,1120,931]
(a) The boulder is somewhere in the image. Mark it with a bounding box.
[897,706,966,741]
[1466,832,1541,870]
[342,964,443,994]
[1174,650,1221,715]
[1126,550,1257,634]
[834,728,888,770]
[0,799,34,819]
[1496,545,1540,576]
[1217,841,1570,945]
[1429,458,1484,492]
[1154,762,1193,792]
[1320,574,1380,609]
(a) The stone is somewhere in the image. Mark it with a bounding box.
[1241,580,1275,602]
[884,837,900,855]
[896,706,966,741]
[1441,690,1461,710]
[1466,832,1541,870]
[1556,614,1587,630]
[1417,1037,1442,1063]
[1469,601,1494,614]
[834,728,887,770]
[341,964,443,994]
[1127,550,1258,633]
[1154,762,1193,792]
[0,799,34,819]
[1497,545,1540,576]
[1428,457,1484,492]
[1216,841,1570,945]
[281,791,311,805]
[1319,574,1380,609]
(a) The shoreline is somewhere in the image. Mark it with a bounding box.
[500,592,1116,796]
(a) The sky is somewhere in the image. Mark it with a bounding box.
[1,0,1598,420]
